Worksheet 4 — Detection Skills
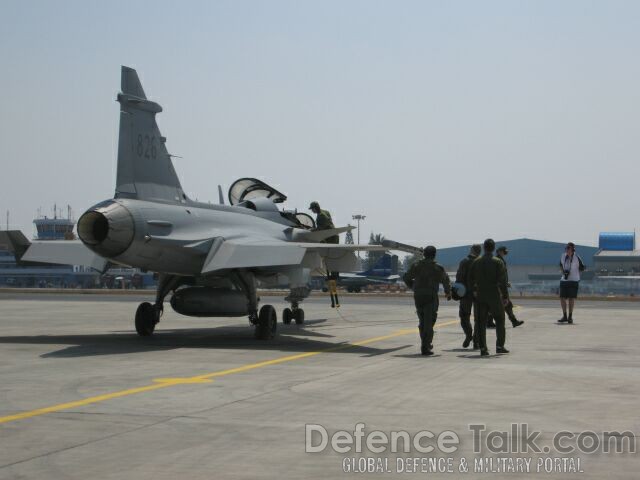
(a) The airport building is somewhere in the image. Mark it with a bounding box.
[593,232,639,275]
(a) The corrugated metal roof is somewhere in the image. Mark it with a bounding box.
[436,238,599,267]
[594,250,640,258]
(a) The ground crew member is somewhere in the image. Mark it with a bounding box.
[309,202,339,244]
[309,201,340,306]
[403,246,451,356]
[487,246,524,328]
[455,244,481,348]
[469,239,510,356]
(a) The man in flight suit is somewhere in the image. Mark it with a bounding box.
[469,239,510,356]
[309,201,340,306]
[455,244,482,349]
[488,246,524,328]
[403,246,451,356]
[309,201,339,244]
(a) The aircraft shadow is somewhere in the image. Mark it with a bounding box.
[0,322,402,359]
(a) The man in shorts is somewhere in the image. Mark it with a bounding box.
[558,242,586,324]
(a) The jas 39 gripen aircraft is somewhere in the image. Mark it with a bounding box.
[1,67,419,340]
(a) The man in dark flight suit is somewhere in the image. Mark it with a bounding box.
[309,201,340,306]
[469,239,510,356]
[403,246,451,356]
[309,201,338,244]
[487,246,524,328]
[455,244,481,348]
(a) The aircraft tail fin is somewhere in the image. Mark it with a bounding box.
[390,254,399,275]
[115,66,187,204]
[0,230,31,262]
[121,66,147,99]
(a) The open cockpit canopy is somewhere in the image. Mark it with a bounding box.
[228,178,287,206]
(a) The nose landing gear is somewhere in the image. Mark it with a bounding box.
[282,305,305,325]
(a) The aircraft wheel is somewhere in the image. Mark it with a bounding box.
[282,307,293,325]
[255,305,277,340]
[347,287,354,293]
[354,287,362,293]
[294,308,305,325]
[135,302,157,337]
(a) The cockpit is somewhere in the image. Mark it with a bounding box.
[227,178,316,229]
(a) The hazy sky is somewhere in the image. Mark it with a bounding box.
[1,0,638,248]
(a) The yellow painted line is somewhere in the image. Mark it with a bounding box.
[0,319,458,425]
[0,383,170,424]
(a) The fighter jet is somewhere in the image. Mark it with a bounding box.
[1,67,404,340]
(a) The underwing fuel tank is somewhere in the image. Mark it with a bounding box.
[77,201,135,258]
[170,287,249,317]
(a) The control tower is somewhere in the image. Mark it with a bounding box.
[33,205,75,240]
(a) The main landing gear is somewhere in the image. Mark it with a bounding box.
[135,302,160,336]
[133,270,288,341]
[252,304,277,340]
[135,274,181,337]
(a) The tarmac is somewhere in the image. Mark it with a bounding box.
[0,292,638,479]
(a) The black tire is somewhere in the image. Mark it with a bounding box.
[354,287,362,293]
[255,305,277,340]
[347,287,353,293]
[282,307,292,325]
[294,308,305,325]
[322,287,328,293]
[135,302,156,337]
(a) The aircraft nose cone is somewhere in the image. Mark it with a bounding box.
[77,201,134,258]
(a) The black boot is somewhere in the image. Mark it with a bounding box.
[567,314,573,324]
[558,314,568,323]
[512,319,524,327]
[463,335,472,348]
[421,345,433,356]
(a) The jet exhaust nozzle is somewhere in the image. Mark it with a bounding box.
[77,201,135,258]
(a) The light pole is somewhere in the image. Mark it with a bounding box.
[352,214,366,256]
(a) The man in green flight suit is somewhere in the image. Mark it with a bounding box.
[469,238,510,356]
[455,244,482,349]
[309,201,340,306]
[403,246,451,356]
[487,246,524,328]
[309,201,339,244]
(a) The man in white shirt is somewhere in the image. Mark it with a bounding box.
[558,242,585,324]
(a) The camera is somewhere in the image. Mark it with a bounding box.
[563,270,570,280]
